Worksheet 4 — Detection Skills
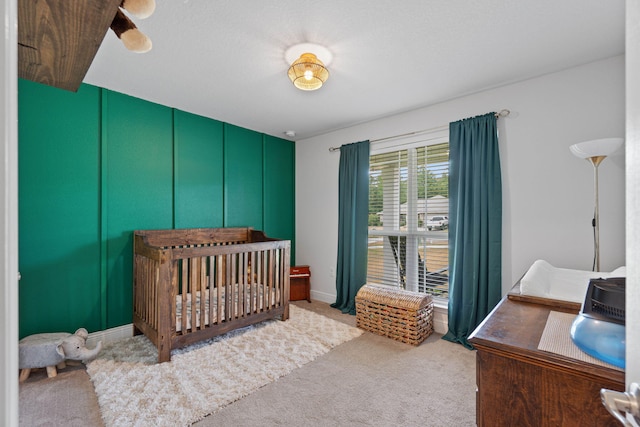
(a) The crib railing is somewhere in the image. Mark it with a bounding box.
[133,228,290,362]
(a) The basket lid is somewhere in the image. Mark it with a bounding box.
[356,284,432,310]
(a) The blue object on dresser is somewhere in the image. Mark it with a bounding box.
[570,277,625,369]
[570,313,625,368]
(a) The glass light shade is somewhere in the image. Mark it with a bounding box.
[287,53,329,91]
[569,138,624,159]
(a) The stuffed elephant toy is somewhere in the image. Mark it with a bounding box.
[56,328,103,363]
[19,327,103,381]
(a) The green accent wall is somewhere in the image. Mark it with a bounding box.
[223,124,264,229]
[174,110,224,228]
[103,91,174,328]
[264,135,295,255]
[17,79,295,337]
[18,81,102,335]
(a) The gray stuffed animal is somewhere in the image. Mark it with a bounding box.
[19,327,103,381]
[56,328,103,363]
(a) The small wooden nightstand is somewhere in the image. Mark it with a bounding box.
[290,265,311,302]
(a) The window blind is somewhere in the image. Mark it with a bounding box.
[367,140,450,299]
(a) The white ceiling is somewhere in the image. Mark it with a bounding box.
[84,0,625,141]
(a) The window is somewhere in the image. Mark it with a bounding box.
[367,133,449,300]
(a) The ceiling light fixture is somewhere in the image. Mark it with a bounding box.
[285,43,332,91]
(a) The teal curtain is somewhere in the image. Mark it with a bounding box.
[332,140,370,314]
[443,113,502,349]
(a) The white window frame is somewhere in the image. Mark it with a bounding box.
[368,128,449,302]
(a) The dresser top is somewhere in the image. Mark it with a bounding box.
[468,290,625,386]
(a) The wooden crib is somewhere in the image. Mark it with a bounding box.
[133,227,290,362]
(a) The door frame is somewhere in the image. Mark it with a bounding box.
[626,0,640,389]
[1,0,19,425]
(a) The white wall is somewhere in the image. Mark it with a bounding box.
[296,55,625,303]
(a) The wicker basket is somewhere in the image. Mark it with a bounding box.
[355,284,433,346]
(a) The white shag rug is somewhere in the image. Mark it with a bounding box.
[86,305,362,426]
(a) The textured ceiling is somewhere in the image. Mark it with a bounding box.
[84,0,625,141]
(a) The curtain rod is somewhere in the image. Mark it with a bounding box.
[328,109,510,152]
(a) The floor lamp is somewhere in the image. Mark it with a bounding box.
[569,137,623,272]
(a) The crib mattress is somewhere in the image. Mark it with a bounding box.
[175,284,280,332]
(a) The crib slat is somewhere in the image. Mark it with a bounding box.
[148,259,155,330]
[190,257,196,331]
[236,253,242,319]
[197,256,202,329]
[263,250,269,310]
[217,255,223,325]
[249,251,255,314]
[233,253,239,320]
[198,255,204,329]
[208,255,215,326]
[270,249,276,309]
[283,247,290,320]
[146,258,155,329]
[189,257,195,331]
[260,250,267,312]
[226,253,233,322]
[257,251,262,313]
[200,256,207,328]
[272,249,279,308]
[189,258,202,331]
[240,252,247,318]
[277,248,283,306]
[170,260,178,333]
[274,249,280,307]
[236,253,241,319]
[181,259,188,334]
[237,252,242,319]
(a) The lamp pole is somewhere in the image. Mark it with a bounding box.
[589,155,606,272]
[569,138,623,272]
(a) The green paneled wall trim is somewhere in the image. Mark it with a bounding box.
[103,91,174,328]
[224,123,264,229]
[174,110,224,229]
[18,79,295,337]
[19,81,102,335]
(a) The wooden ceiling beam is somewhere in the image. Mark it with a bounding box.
[18,0,121,92]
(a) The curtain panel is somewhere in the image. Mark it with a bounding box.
[332,140,370,314]
[443,113,502,349]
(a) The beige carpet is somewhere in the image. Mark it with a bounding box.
[86,305,362,426]
[20,301,477,426]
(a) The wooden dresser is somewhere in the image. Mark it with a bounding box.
[468,288,625,427]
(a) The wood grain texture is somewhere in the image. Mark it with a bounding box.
[507,281,582,312]
[469,292,624,426]
[18,0,121,91]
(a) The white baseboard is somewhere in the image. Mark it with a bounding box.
[310,289,335,304]
[86,324,133,348]
[432,304,448,335]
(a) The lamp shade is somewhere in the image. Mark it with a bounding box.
[569,138,623,159]
[287,53,329,91]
